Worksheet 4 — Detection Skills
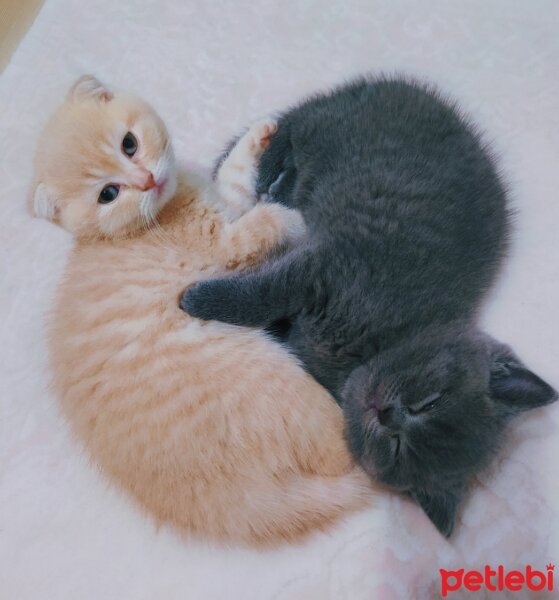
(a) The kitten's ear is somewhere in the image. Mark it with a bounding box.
[489,343,557,414]
[256,123,292,194]
[68,75,113,103]
[31,183,58,221]
[411,487,462,538]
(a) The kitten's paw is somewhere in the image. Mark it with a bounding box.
[262,204,307,245]
[179,281,220,321]
[246,118,278,157]
[214,117,278,215]
[179,279,247,325]
[279,207,307,244]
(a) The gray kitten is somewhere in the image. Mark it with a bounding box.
[181,77,557,536]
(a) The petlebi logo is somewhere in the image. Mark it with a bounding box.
[440,563,554,597]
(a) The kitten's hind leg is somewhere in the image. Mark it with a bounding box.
[214,119,277,221]
[179,249,311,328]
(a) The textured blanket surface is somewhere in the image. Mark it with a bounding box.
[1,1,558,598]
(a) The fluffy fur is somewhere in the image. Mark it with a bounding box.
[30,76,371,546]
[181,77,557,536]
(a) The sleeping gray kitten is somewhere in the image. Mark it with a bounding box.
[181,77,557,536]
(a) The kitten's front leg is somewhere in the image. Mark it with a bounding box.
[216,202,306,271]
[214,119,277,221]
[180,246,311,328]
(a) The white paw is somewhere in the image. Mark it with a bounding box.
[245,118,278,157]
[277,206,307,244]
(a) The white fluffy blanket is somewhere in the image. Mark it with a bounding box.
[1,1,558,598]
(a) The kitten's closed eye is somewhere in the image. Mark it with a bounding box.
[122,132,138,158]
[407,392,442,415]
[391,435,401,458]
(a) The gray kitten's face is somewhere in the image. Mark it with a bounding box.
[342,330,557,537]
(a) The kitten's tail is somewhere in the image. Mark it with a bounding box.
[244,467,373,546]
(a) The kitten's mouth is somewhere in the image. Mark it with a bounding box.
[364,410,382,435]
[154,178,167,197]
[366,405,380,422]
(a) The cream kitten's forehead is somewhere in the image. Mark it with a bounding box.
[38,93,168,180]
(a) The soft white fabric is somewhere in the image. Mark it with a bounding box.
[1,1,558,598]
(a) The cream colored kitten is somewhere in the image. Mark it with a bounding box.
[30,76,371,546]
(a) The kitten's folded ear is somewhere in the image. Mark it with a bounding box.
[68,75,113,103]
[489,342,557,414]
[411,486,462,538]
[30,182,58,221]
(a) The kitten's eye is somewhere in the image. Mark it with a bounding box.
[122,132,138,157]
[408,392,442,415]
[98,184,120,204]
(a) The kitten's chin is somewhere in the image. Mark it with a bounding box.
[358,418,401,473]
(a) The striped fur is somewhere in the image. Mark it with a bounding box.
[30,77,372,546]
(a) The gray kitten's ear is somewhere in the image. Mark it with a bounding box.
[411,487,461,538]
[68,75,113,103]
[31,183,58,221]
[489,343,557,413]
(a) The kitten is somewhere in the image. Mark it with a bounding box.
[180,77,557,536]
[30,75,371,546]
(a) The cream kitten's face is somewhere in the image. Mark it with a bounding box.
[31,75,177,238]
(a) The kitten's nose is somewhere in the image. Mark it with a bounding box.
[370,390,402,430]
[377,407,395,428]
[141,172,156,191]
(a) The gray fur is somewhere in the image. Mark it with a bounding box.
[180,77,557,535]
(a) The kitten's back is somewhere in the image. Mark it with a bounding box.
[266,77,509,322]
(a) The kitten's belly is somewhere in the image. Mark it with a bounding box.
[67,246,223,336]
[49,244,345,479]
[50,245,235,409]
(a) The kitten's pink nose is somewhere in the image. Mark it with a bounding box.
[141,172,156,191]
